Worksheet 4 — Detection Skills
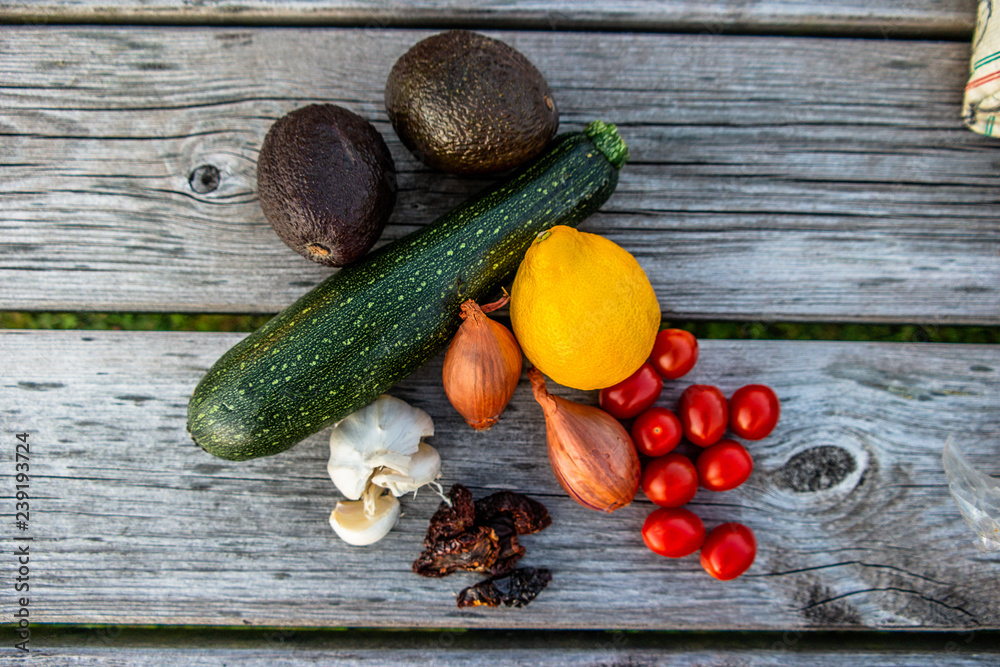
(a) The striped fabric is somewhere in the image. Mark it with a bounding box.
[964,0,1000,136]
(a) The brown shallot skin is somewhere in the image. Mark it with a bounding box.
[443,294,522,430]
[529,368,640,513]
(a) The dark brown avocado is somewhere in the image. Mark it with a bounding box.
[385,30,559,175]
[256,104,396,267]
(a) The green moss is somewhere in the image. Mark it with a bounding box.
[0,311,271,333]
[659,320,999,344]
[1,311,996,343]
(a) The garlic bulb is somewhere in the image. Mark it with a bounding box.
[329,483,402,546]
[326,395,445,546]
[327,394,434,500]
[442,294,522,430]
[529,368,640,513]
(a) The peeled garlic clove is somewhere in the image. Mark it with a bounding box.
[329,486,402,546]
[371,442,442,496]
[529,368,640,513]
[442,296,522,430]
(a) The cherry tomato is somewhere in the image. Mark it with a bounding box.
[729,384,780,440]
[678,384,728,447]
[700,522,756,580]
[641,507,706,558]
[641,453,698,507]
[696,439,753,491]
[599,362,663,420]
[649,329,699,380]
[631,407,683,457]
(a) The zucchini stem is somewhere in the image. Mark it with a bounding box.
[584,120,629,170]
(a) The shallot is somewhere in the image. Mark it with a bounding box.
[528,368,640,512]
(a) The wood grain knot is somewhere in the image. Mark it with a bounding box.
[189,165,220,194]
[775,445,856,493]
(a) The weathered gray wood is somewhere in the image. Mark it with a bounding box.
[19,645,1000,666]
[1,27,998,323]
[0,0,978,39]
[2,330,998,630]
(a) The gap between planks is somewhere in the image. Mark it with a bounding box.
[16,627,1000,666]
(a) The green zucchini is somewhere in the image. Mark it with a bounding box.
[188,120,629,461]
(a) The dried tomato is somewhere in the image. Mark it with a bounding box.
[413,484,551,579]
[456,567,553,608]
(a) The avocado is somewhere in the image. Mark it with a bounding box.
[385,30,559,175]
[256,104,397,267]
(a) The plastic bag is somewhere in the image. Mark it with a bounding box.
[942,440,1000,551]
[964,0,1000,136]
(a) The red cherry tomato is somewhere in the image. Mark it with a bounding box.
[649,329,699,380]
[599,362,663,420]
[641,507,706,558]
[700,522,756,580]
[729,384,780,440]
[631,407,683,457]
[696,439,753,491]
[678,384,728,447]
[641,453,698,507]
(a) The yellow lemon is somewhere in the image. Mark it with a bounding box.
[510,225,660,390]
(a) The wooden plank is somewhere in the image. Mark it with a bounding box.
[20,641,1000,666]
[18,649,990,667]
[0,0,977,40]
[1,27,998,323]
[2,330,998,629]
